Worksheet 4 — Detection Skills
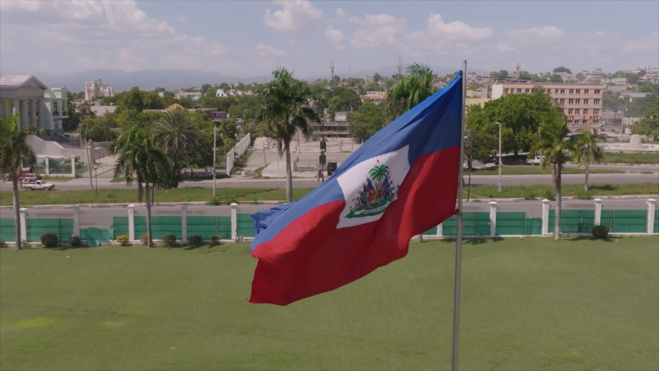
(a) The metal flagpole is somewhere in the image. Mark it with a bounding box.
[451,60,467,371]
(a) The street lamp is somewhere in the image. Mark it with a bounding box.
[213,125,217,197]
[497,122,502,193]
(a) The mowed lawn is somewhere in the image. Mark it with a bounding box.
[1,237,657,370]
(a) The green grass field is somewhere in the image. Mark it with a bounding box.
[1,237,657,370]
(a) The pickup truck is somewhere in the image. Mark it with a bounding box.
[21,180,55,191]
[528,156,545,166]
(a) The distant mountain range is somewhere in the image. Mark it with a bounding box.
[27,65,489,93]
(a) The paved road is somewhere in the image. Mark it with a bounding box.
[2,171,657,192]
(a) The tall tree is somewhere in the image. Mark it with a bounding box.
[631,106,659,140]
[258,68,319,203]
[152,109,198,188]
[0,114,36,250]
[348,99,386,141]
[571,126,604,191]
[529,113,578,240]
[114,127,172,248]
[385,62,435,121]
[466,86,562,156]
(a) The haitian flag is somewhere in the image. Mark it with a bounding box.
[250,72,463,305]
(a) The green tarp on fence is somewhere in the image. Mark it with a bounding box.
[0,219,16,241]
[496,212,542,235]
[26,218,73,243]
[443,212,490,236]
[601,209,647,233]
[187,216,231,240]
[548,210,595,233]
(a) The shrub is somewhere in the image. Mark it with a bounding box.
[592,225,610,239]
[140,234,149,245]
[189,235,203,245]
[0,238,6,248]
[116,235,130,246]
[211,235,222,245]
[40,233,59,248]
[208,197,222,206]
[70,235,82,247]
[162,234,177,246]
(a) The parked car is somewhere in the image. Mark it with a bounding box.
[21,180,55,191]
[528,156,545,166]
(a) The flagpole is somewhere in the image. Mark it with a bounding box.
[451,60,467,371]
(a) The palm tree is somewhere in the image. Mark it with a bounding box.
[529,113,579,240]
[0,114,36,250]
[572,125,604,191]
[152,108,198,188]
[385,63,436,121]
[114,127,172,248]
[258,68,319,203]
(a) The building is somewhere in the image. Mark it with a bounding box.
[174,90,202,101]
[84,79,114,101]
[0,75,69,132]
[492,82,604,131]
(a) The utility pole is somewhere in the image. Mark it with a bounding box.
[213,126,217,197]
[86,139,93,191]
[497,122,502,193]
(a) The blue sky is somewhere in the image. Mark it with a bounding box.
[1,0,657,79]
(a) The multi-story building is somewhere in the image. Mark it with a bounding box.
[0,75,68,132]
[492,82,604,131]
[84,79,114,101]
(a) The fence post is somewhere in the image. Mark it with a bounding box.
[594,198,603,226]
[128,204,135,241]
[19,208,28,242]
[70,155,76,177]
[541,199,550,235]
[647,198,656,234]
[181,205,188,242]
[231,203,238,241]
[437,222,443,237]
[73,204,81,238]
[489,201,498,237]
[44,155,50,176]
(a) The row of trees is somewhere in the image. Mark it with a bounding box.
[0,62,632,249]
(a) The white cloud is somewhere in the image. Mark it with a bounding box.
[263,0,322,32]
[325,25,343,44]
[508,26,566,39]
[348,14,406,49]
[622,32,659,53]
[335,8,346,20]
[426,13,492,41]
[0,0,228,72]
[177,16,187,23]
[256,43,287,57]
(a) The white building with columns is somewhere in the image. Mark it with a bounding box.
[0,75,68,132]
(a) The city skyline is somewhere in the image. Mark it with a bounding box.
[1,0,658,80]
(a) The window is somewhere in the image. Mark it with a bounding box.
[576,89,581,94]
[575,109,580,114]
[525,88,530,93]
[560,89,565,94]
[594,120,599,125]
[583,109,588,115]
[584,89,589,94]
[584,99,589,104]
[594,98,601,104]
[568,109,574,114]
[555,89,559,94]
[575,98,581,104]
[583,120,588,124]
[517,88,522,93]
[568,98,574,104]
[569,89,574,94]
[504,88,509,94]
[594,109,600,114]
[559,98,565,104]
[594,89,601,94]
